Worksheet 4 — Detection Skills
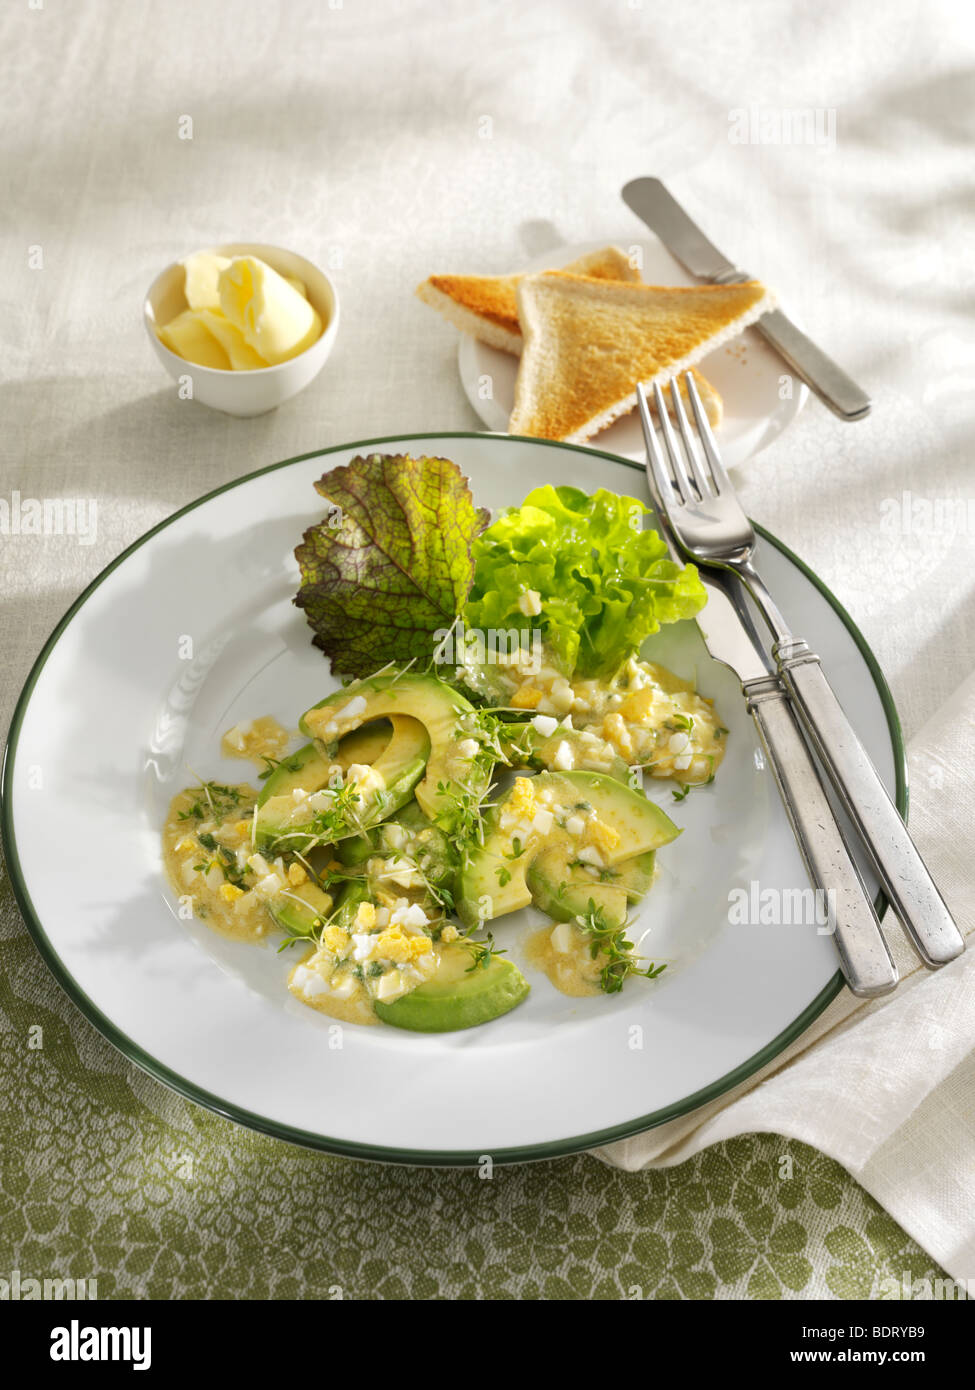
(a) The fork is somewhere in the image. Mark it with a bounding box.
[637,372,964,971]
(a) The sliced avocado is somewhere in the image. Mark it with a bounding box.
[334,828,374,867]
[335,719,394,770]
[526,847,656,930]
[334,797,429,867]
[255,715,430,849]
[334,802,457,894]
[256,719,396,808]
[258,740,332,803]
[328,877,372,930]
[500,722,631,783]
[266,879,334,939]
[373,942,529,1032]
[457,770,679,927]
[301,673,492,827]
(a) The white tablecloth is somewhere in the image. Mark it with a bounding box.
[2,0,974,1290]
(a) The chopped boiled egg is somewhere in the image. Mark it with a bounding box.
[323,923,351,954]
[328,973,359,1001]
[254,871,285,899]
[517,589,542,616]
[552,740,575,771]
[346,763,386,795]
[390,901,429,930]
[508,777,537,819]
[355,901,377,930]
[511,686,543,710]
[587,819,620,854]
[551,922,575,954]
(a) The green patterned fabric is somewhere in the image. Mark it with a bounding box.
[1,856,952,1301]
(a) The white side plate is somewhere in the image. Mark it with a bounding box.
[458,239,807,466]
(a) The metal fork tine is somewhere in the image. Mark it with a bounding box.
[636,382,682,510]
[669,378,713,499]
[652,381,697,505]
[684,371,732,496]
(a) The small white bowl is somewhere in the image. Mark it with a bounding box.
[144,242,340,417]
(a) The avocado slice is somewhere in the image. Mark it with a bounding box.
[500,722,631,783]
[335,719,395,770]
[333,797,432,867]
[266,878,334,939]
[301,673,492,827]
[255,715,430,849]
[256,720,397,812]
[334,801,457,896]
[526,846,656,930]
[258,739,331,803]
[457,770,679,927]
[373,942,529,1032]
[328,877,372,929]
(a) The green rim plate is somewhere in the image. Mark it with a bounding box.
[1,432,906,1166]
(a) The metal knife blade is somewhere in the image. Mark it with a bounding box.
[648,484,772,678]
[621,177,872,422]
[691,567,772,682]
[622,177,736,283]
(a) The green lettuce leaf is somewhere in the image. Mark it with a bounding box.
[463,484,706,678]
[295,453,490,678]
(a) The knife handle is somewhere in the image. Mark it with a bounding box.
[743,674,897,997]
[773,641,964,969]
[752,307,871,422]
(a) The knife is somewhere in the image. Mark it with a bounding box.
[648,500,896,996]
[622,177,872,422]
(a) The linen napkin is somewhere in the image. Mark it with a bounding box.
[594,670,975,1287]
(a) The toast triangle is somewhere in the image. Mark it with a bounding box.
[415,246,641,356]
[510,272,775,442]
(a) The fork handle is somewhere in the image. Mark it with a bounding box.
[743,675,897,997]
[774,640,964,967]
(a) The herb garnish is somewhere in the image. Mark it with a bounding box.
[463,932,506,972]
[574,901,667,994]
[177,780,243,822]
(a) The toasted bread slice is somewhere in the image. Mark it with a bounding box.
[510,272,774,443]
[665,370,723,429]
[416,246,641,355]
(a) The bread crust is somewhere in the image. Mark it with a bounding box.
[415,246,641,356]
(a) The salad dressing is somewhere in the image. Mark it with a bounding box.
[524,924,602,997]
[221,715,291,765]
[162,783,264,942]
[289,949,379,1026]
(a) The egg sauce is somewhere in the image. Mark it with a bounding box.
[507,654,726,784]
[162,716,394,946]
[163,656,716,1020]
[220,714,291,764]
[163,715,456,1026]
[524,923,603,997]
[162,782,265,942]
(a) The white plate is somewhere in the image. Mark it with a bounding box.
[459,239,808,467]
[2,433,902,1163]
